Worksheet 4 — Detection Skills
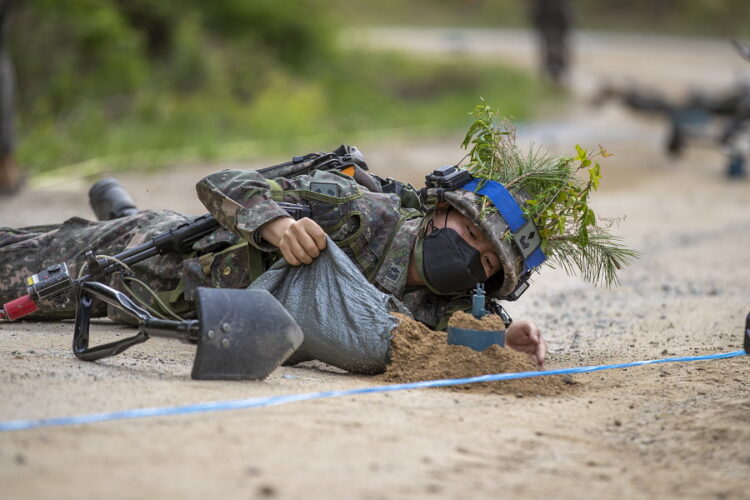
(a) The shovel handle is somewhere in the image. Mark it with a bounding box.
[73,287,149,361]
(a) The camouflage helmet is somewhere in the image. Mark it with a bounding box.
[420,168,543,299]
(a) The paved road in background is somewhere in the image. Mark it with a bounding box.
[351,27,750,93]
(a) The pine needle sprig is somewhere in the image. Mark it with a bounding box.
[459,101,639,287]
[545,233,640,287]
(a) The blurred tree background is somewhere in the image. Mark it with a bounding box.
[9,0,750,175]
[10,0,541,175]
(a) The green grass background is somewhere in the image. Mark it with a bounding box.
[12,0,748,177]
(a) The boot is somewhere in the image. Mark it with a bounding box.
[88,177,139,220]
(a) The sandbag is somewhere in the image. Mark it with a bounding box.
[249,238,400,374]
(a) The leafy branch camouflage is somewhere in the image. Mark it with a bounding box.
[461,102,639,287]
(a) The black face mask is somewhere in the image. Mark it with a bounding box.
[422,227,487,294]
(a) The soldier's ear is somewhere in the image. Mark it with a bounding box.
[434,202,450,212]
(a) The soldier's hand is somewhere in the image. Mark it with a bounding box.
[261,217,327,265]
[505,320,546,368]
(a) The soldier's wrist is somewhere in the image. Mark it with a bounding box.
[260,216,294,247]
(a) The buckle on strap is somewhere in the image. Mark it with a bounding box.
[512,220,542,261]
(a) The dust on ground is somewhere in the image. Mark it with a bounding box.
[1,28,749,500]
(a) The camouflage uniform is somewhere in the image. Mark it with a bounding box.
[0,211,190,318]
[0,168,472,329]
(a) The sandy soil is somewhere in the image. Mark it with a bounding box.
[1,29,749,499]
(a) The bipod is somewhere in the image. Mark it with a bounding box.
[73,281,303,380]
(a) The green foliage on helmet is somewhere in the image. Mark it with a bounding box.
[460,101,639,288]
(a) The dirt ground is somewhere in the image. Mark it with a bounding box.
[1,29,750,499]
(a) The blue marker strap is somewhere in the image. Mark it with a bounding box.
[462,179,526,230]
[461,178,546,270]
[0,350,744,433]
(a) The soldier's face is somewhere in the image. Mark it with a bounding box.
[432,207,502,279]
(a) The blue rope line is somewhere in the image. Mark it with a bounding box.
[1,350,745,433]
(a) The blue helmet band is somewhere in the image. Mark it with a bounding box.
[461,178,546,272]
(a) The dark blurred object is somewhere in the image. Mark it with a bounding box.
[726,152,746,178]
[89,177,139,221]
[0,0,21,195]
[593,41,750,179]
[115,1,173,59]
[530,0,572,86]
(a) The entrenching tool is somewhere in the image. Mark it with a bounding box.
[446,284,507,351]
[73,282,303,380]
[0,203,308,380]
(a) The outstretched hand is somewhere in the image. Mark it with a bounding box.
[505,320,546,368]
[261,217,327,265]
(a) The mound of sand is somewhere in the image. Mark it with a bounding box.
[380,313,568,396]
[447,310,506,330]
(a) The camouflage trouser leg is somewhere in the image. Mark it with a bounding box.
[0,210,191,319]
[0,223,63,308]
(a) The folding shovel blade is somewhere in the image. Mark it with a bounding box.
[191,288,303,380]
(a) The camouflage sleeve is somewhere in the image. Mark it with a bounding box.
[196,169,290,251]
